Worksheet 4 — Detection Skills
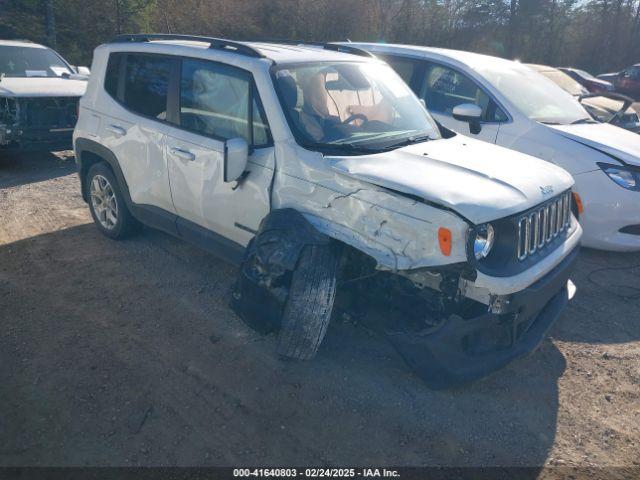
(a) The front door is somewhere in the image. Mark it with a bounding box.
[166,58,274,247]
[413,61,507,143]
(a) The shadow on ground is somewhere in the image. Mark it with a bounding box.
[0,224,565,470]
[0,150,76,189]
[550,247,640,344]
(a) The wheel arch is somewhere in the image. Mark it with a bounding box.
[75,138,132,208]
[232,208,343,332]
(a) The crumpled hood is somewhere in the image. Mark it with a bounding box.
[329,135,574,224]
[0,77,87,97]
[549,123,640,167]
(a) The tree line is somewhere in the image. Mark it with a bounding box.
[1,0,638,75]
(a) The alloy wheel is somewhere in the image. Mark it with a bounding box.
[90,174,119,230]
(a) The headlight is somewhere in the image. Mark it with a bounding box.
[473,223,495,260]
[598,162,639,191]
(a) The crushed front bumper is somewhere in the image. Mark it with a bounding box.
[0,96,78,151]
[387,245,579,389]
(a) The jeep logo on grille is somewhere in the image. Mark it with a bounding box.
[540,185,554,196]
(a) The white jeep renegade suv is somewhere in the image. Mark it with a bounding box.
[74,35,582,388]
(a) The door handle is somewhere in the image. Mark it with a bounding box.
[170,147,195,161]
[107,124,126,137]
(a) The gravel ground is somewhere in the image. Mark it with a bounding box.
[0,151,639,472]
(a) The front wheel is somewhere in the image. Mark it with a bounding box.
[87,162,138,239]
[276,244,340,360]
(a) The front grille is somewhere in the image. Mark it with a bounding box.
[18,97,79,130]
[517,191,572,261]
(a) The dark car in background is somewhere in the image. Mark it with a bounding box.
[558,67,614,94]
[528,64,640,134]
[0,39,89,152]
[598,64,640,100]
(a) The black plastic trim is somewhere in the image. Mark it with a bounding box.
[176,216,245,265]
[620,225,640,235]
[466,190,574,278]
[388,244,579,389]
[76,138,247,262]
[109,34,265,59]
[75,138,180,236]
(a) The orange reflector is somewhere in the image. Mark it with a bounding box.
[438,228,452,256]
[572,192,584,215]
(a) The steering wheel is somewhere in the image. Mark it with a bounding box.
[342,113,368,125]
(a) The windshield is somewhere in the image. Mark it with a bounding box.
[273,61,441,153]
[479,63,590,124]
[0,45,72,78]
[539,70,587,96]
[574,69,598,81]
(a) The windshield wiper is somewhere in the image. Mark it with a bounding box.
[301,141,384,155]
[302,134,432,155]
[383,134,432,149]
[570,118,596,125]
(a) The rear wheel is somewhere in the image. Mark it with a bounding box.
[276,244,340,360]
[87,162,138,239]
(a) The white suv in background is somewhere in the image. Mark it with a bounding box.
[349,43,640,251]
[74,35,581,388]
[0,39,89,151]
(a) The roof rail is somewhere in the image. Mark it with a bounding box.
[252,39,375,58]
[109,34,265,59]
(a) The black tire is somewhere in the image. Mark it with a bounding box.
[276,244,340,360]
[86,162,138,239]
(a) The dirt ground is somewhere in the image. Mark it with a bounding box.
[1,151,639,471]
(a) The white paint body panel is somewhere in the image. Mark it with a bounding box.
[351,43,640,251]
[0,77,87,98]
[328,135,573,224]
[165,122,274,246]
[96,106,176,214]
[74,39,582,298]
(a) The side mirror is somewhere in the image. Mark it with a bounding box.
[224,137,249,183]
[76,66,91,76]
[452,103,483,134]
[419,98,426,109]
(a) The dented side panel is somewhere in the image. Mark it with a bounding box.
[271,141,470,271]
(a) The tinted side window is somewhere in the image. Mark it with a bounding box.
[252,94,271,147]
[104,52,123,99]
[380,55,418,85]
[418,63,507,122]
[180,58,271,146]
[123,54,172,119]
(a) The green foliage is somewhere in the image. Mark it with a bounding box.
[0,0,638,73]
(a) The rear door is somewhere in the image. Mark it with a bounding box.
[165,58,274,247]
[98,52,176,215]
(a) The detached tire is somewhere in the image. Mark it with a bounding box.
[277,244,340,360]
[86,162,138,239]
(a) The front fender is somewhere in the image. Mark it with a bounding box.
[232,208,333,332]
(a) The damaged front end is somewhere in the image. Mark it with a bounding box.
[0,96,78,150]
[380,248,578,389]
[232,204,579,389]
[232,209,332,333]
